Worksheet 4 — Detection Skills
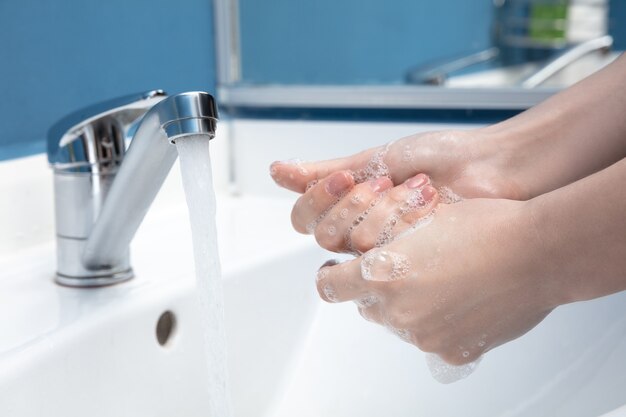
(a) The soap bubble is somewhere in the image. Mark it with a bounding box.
[305,179,318,192]
[322,284,338,302]
[361,249,410,282]
[386,325,413,343]
[316,268,329,282]
[344,192,387,254]
[374,214,398,248]
[351,193,363,205]
[355,295,379,308]
[351,143,393,184]
[306,221,317,234]
[402,149,413,162]
[438,186,463,204]
[425,353,482,384]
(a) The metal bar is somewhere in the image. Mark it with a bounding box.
[213,0,241,85]
[218,85,558,110]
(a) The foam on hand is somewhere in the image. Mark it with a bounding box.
[350,143,392,184]
[360,248,411,282]
[425,353,482,384]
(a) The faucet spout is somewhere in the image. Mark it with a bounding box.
[48,91,218,287]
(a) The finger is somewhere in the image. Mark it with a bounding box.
[270,148,380,193]
[291,171,355,234]
[349,174,440,252]
[316,257,373,303]
[314,176,394,252]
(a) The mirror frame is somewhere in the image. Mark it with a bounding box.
[213,0,559,110]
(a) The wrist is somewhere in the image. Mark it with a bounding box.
[505,198,569,310]
[454,127,534,200]
[472,111,566,199]
[522,196,578,308]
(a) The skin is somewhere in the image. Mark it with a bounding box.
[269,54,626,364]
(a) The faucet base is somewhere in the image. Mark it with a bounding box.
[55,269,134,288]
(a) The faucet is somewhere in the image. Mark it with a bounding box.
[405,48,500,86]
[47,90,218,287]
[520,35,613,88]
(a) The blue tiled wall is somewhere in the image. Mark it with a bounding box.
[610,0,626,50]
[239,1,495,85]
[0,0,216,161]
[1,1,624,160]
[240,0,625,85]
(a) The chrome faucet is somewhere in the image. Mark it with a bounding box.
[47,90,218,287]
[520,35,613,88]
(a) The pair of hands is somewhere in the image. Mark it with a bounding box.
[270,130,554,366]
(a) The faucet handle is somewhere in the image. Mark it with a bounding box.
[47,90,167,173]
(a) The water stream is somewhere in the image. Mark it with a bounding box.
[177,136,233,417]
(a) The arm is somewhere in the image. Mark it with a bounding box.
[529,157,626,304]
[271,53,626,203]
[315,158,626,364]
[479,52,626,199]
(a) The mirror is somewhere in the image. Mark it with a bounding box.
[216,0,623,108]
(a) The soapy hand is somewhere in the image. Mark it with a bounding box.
[270,129,527,199]
[268,129,541,362]
[269,55,626,380]
[315,198,556,366]
[270,130,527,253]
[287,170,441,254]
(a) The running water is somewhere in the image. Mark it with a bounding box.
[176,136,233,417]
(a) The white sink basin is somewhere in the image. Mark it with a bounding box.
[1,155,625,417]
[0,192,325,417]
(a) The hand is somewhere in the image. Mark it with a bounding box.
[270,129,528,200]
[271,130,529,253]
[286,171,441,254]
[315,198,557,365]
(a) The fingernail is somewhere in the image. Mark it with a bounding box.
[369,177,391,192]
[326,172,353,196]
[320,259,340,269]
[405,173,428,189]
[317,259,340,283]
[421,185,437,202]
[269,162,280,178]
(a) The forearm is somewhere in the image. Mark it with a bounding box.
[528,157,626,306]
[480,53,626,198]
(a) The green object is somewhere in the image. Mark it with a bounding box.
[529,1,568,43]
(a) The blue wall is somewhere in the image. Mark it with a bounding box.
[239,0,626,85]
[1,1,624,160]
[610,0,626,50]
[239,0,495,85]
[0,0,216,161]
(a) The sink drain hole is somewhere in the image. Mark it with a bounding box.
[156,310,177,347]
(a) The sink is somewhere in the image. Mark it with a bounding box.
[0,175,324,417]
[1,154,625,417]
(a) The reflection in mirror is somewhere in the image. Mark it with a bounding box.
[235,0,622,90]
